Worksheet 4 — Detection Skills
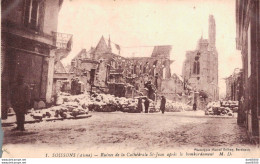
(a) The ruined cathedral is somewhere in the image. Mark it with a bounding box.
[182,15,219,101]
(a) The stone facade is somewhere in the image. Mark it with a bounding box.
[1,0,64,118]
[236,0,260,143]
[182,15,219,101]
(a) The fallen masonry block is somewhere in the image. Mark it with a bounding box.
[32,115,43,121]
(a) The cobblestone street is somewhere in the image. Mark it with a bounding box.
[2,111,257,158]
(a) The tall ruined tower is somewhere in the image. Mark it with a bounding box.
[208,15,218,100]
[208,15,216,47]
[182,15,219,101]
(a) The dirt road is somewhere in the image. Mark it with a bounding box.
[1,111,257,158]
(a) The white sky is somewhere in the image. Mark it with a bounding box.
[58,0,242,97]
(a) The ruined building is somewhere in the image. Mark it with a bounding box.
[123,46,173,98]
[69,36,124,94]
[182,15,219,101]
[70,36,173,99]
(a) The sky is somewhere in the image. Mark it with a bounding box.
[58,0,242,98]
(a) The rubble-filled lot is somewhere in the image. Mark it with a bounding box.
[2,111,254,157]
[27,92,193,122]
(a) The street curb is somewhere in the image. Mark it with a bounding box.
[1,114,92,126]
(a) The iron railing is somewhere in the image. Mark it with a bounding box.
[52,32,73,50]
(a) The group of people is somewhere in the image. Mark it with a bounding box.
[137,96,166,114]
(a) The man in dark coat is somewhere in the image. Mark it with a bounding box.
[71,78,75,95]
[144,97,150,113]
[160,96,166,114]
[10,75,31,131]
[137,98,143,113]
[1,74,10,120]
[193,103,197,111]
[75,78,80,95]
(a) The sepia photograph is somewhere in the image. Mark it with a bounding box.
[1,0,260,160]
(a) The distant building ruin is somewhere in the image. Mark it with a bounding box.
[69,36,174,99]
[182,15,219,101]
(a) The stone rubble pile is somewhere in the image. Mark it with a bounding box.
[205,101,239,116]
[88,93,139,113]
[30,92,141,120]
[30,92,195,121]
[165,99,193,112]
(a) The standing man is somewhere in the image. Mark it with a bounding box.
[1,72,10,120]
[160,96,166,114]
[137,97,143,113]
[71,78,75,95]
[75,78,80,95]
[144,97,150,113]
[193,103,197,111]
[10,75,31,131]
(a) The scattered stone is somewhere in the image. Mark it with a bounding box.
[46,112,51,118]
[38,101,46,109]
[33,114,43,121]
[63,97,69,102]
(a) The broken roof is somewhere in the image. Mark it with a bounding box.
[93,36,121,55]
[151,45,172,58]
[91,36,173,59]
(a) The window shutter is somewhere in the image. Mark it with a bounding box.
[30,0,39,29]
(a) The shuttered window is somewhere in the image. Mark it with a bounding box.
[23,0,40,30]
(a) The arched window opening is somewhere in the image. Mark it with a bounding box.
[193,55,200,74]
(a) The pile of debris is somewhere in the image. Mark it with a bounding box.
[89,93,140,112]
[30,92,145,121]
[165,99,193,112]
[221,101,239,112]
[30,105,89,121]
[205,101,238,116]
[30,93,90,121]
[30,92,195,122]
